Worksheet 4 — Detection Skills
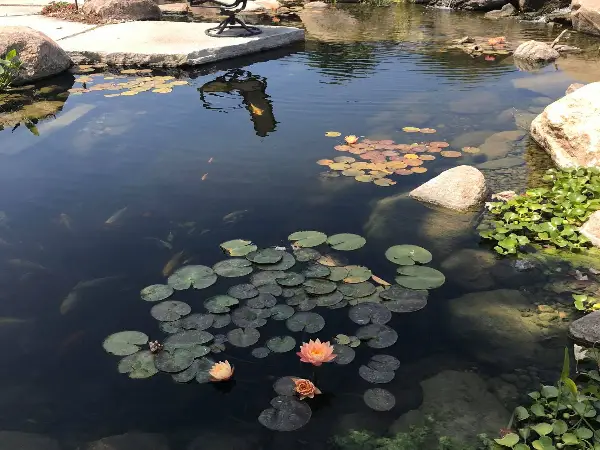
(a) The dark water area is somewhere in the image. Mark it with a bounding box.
[1,4,600,449]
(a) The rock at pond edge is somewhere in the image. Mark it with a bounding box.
[570,311,600,346]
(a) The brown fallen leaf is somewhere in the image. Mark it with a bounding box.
[372,275,391,286]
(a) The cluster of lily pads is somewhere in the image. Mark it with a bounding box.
[102,231,445,432]
[318,134,479,186]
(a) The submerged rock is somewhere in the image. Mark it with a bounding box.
[513,40,560,69]
[565,82,585,95]
[530,82,600,169]
[484,3,516,18]
[572,0,600,36]
[570,311,600,346]
[441,249,496,291]
[82,0,161,20]
[0,431,60,450]
[85,432,170,450]
[409,166,487,212]
[580,211,600,248]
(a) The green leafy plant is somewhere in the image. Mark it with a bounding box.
[0,49,22,91]
[572,294,600,313]
[479,168,600,255]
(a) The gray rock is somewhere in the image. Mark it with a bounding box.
[572,0,600,36]
[409,166,488,212]
[513,40,560,67]
[479,130,526,159]
[580,210,600,247]
[477,156,523,170]
[85,432,170,450]
[441,249,496,291]
[484,3,516,19]
[0,26,71,85]
[83,0,161,20]
[455,0,509,10]
[554,44,583,54]
[566,82,585,95]
[0,432,60,450]
[570,311,600,345]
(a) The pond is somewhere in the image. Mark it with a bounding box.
[1,4,600,449]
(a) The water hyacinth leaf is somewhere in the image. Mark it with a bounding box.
[252,347,271,358]
[328,266,349,282]
[141,284,174,302]
[315,291,344,307]
[117,350,158,379]
[327,233,366,251]
[258,396,312,432]
[172,359,201,383]
[163,330,214,352]
[364,388,396,411]
[227,327,260,347]
[247,293,277,309]
[270,304,295,320]
[494,434,520,447]
[273,376,297,396]
[303,264,331,278]
[286,312,325,333]
[258,283,283,296]
[385,245,432,265]
[212,259,253,277]
[251,270,286,286]
[151,301,191,321]
[195,357,216,384]
[368,355,400,372]
[232,306,268,328]
[228,283,259,300]
[356,324,398,349]
[104,331,149,356]
[247,248,284,264]
[154,348,195,373]
[266,336,296,353]
[260,252,296,271]
[396,266,445,290]
[168,265,217,290]
[338,281,376,298]
[333,344,355,364]
[303,279,337,295]
[220,239,257,257]
[294,248,321,262]
[204,295,239,313]
[288,231,328,248]
[277,272,306,287]
[359,365,395,384]
[344,265,372,284]
[349,303,392,325]
[179,313,214,331]
[212,313,231,328]
[379,286,428,313]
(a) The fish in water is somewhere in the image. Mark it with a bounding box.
[144,237,172,250]
[201,173,208,181]
[0,317,31,325]
[105,207,128,225]
[8,259,47,271]
[56,213,72,230]
[223,209,249,225]
[163,250,184,277]
[208,157,214,163]
[60,276,122,315]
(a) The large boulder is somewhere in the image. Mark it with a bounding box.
[570,311,600,346]
[530,82,600,169]
[452,0,509,10]
[0,431,60,450]
[484,3,516,18]
[572,0,600,36]
[409,165,487,212]
[513,40,560,67]
[85,432,170,450]
[0,27,71,85]
[82,0,161,20]
[580,210,600,247]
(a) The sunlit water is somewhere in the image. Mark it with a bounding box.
[1,4,600,449]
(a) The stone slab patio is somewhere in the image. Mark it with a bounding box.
[0,14,98,38]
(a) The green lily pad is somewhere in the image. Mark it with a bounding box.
[163,330,214,354]
[168,265,217,290]
[385,245,432,265]
[103,331,149,356]
[348,290,383,305]
[327,233,366,251]
[277,272,306,287]
[395,266,445,289]
[349,303,392,325]
[303,279,337,295]
[303,264,331,278]
[338,281,376,298]
[333,344,355,364]
[270,304,295,320]
[204,295,239,313]
[194,357,216,384]
[259,396,312,432]
[367,354,400,372]
[154,348,195,373]
[220,239,258,256]
[227,327,260,347]
[141,284,174,302]
[379,286,428,312]
[364,388,395,411]
[286,311,325,333]
[293,248,321,262]
[251,270,286,286]
[273,376,296,396]
[335,334,351,345]
[247,293,277,309]
[315,291,344,307]
[212,258,253,277]
[259,252,296,271]
[329,299,349,309]
[228,283,259,299]
[117,350,158,379]
[288,231,328,248]
[343,265,372,283]
[151,301,191,321]
[356,324,398,349]
[231,306,268,328]
[258,284,283,296]
[252,347,271,358]
[212,313,231,328]
[160,320,183,334]
[328,267,349,282]
[247,248,285,264]
[179,313,214,330]
[359,365,395,384]
[291,296,317,311]
[172,359,202,383]
[266,336,296,353]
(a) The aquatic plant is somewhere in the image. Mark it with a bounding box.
[572,294,600,313]
[209,360,234,381]
[297,338,336,366]
[0,49,22,92]
[69,70,189,97]
[292,377,321,400]
[479,168,600,255]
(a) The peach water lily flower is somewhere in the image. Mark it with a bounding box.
[345,135,359,145]
[297,339,336,366]
[292,378,322,400]
[209,360,234,381]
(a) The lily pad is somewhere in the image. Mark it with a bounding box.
[258,283,283,296]
[141,284,174,302]
[303,279,337,295]
[315,291,344,307]
[288,231,328,248]
[227,327,260,347]
[213,259,253,277]
[220,239,257,257]
[359,365,395,384]
[259,396,312,432]
[259,252,296,271]
[160,321,183,334]
[329,299,349,309]
[344,265,372,284]
[104,331,149,356]
[204,295,239,313]
[247,248,284,264]
[172,359,201,383]
[270,304,295,320]
[294,248,321,262]
[385,245,432,265]
[179,313,214,330]
[168,265,217,290]
[379,286,428,313]
[251,270,286,286]
[333,344,355,365]
[356,324,398,349]
[335,334,351,345]
[266,336,296,353]
[396,266,445,289]
[338,281,376,298]
[252,347,271,358]
[117,350,158,379]
[328,267,349,282]
[247,293,277,309]
[367,355,400,372]
[212,313,231,328]
[228,283,259,300]
[163,330,213,354]
[231,307,268,328]
[364,388,396,411]
[194,357,216,384]
[154,348,194,373]
[151,301,191,321]
[286,311,325,333]
[303,263,331,278]
[273,376,297,396]
[277,272,306,287]
[349,303,392,325]
[327,233,366,251]
[294,296,318,311]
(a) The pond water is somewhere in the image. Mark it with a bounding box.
[1,4,600,449]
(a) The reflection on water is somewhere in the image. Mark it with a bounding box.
[0,3,599,449]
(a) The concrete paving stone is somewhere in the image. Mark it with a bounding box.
[0,14,98,39]
[0,5,42,15]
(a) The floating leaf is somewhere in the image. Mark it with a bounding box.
[252,347,271,358]
[303,279,337,295]
[212,313,231,328]
[231,306,268,328]
[160,320,183,334]
[273,376,296,396]
[103,331,149,356]
[286,311,325,333]
[367,354,400,372]
[419,154,436,161]
[379,286,428,313]
[154,348,194,373]
[163,330,213,355]
[371,275,391,286]
[344,265,372,283]
[356,324,398,348]
[151,301,191,321]
[462,146,480,154]
[349,303,392,325]
[327,233,366,251]
[247,293,277,309]
[258,284,283,296]
[420,128,436,134]
[396,266,445,289]
[227,327,260,347]
[430,141,450,148]
[194,357,216,384]
[204,295,239,313]
[118,350,157,379]
[411,167,428,174]
[335,156,356,163]
[303,263,331,278]
[141,284,174,302]
[179,313,214,330]
[288,231,328,248]
[402,127,421,132]
[325,131,341,137]
[220,239,257,257]
[338,281,376,298]
[168,265,217,290]
[172,359,202,383]
[259,396,312,431]
[364,388,396,411]
[494,434,520,447]
[213,259,253,277]
[333,344,355,364]
[259,252,296,271]
[247,248,285,264]
[385,245,432,265]
[356,175,374,182]
[270,304,295,320]
[317,159,334,166]
[440,150,462,158]
[335,334,351,345]
[315,291,344,307]
[251,270,286,286]
[228,283,259,300]
[277,272,306,287]
[374,178,396,187]
[266,336,296,353]
[293,248,321,262]
[359,365,395,383]
[328,266,349,282]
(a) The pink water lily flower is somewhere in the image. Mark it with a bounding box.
[297,339,336,366]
